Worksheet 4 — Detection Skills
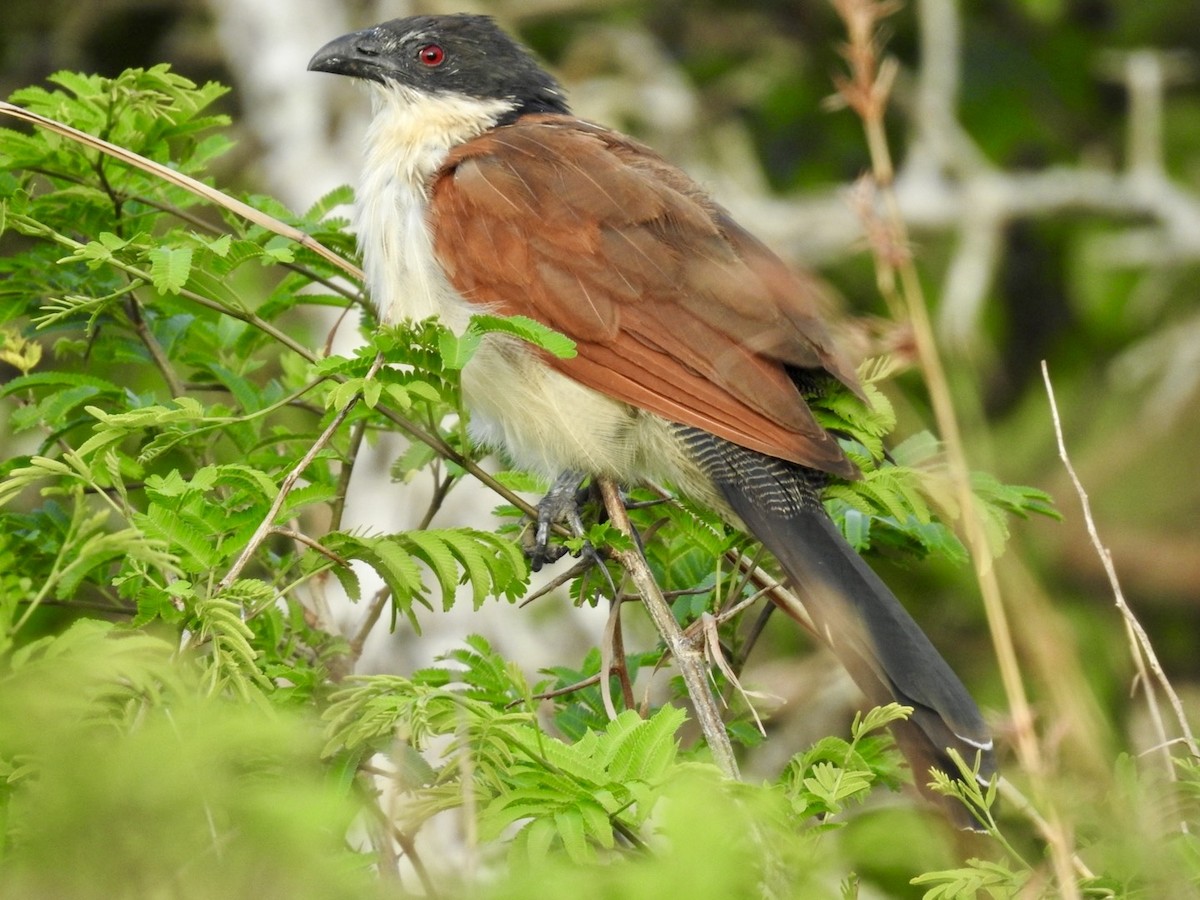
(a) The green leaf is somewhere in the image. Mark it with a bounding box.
[468,314,577,359]
[319,532,430,631]
[438,326,483,370]
[147,246,193,294]
[852,702,912,738]
[194,586,272,700]
[136,504,222,570]
[605,706,685,782]
[553,808,590,863]
[304,184,355,220]
[911,858,1027,898]
[400,530,462,608]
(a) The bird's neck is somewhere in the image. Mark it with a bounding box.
[355,85,513,325]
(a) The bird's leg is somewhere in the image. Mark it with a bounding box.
[530,469,590,571]
[529,471,621,597]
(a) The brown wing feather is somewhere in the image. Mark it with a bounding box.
[430,115,859,477]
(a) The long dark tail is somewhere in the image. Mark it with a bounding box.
[678,427,994,826]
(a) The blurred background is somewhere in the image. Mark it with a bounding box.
[3,0,1199,812]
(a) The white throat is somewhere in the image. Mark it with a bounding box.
[355,84,515,327]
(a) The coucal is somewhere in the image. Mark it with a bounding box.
[309,14,993,824]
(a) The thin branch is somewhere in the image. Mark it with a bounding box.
[1042,361,1200,773]
[329,418,367,534]
[521,671,602,704]
[599,591,636,720]
[24,164,364,302]
[611,594,637,710]
[217,353,384,592]
[714,582,778,627]
[271,527,350,568]
[349,585,393,663]
[595,477,739,779]
[517,555,594,607]
[720,543,767,616]
[736,602,777,671]
[415,469,457,532]
[125,295,187,397]
[390,824,441,900]
[370,403,537,520]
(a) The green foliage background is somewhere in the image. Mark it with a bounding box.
[2,1,1200,898]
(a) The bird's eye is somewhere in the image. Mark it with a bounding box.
[417,44,445,66]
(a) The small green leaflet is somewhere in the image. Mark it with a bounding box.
[148,246,193,294]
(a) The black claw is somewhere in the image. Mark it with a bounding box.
[527,471,621,597]
[529,470,588,571]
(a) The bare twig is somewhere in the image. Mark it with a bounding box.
[521,671,602,704]
[345,586,391,663]
[272,527,350,567]
[595,477,739,778]
[217,353,384,592]
[391,825,441,900]
[517,555,594,607]
[1041,361,1200,777]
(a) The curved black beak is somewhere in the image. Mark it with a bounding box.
[308,28,390,83]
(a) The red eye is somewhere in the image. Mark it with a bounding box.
[418,44,445,66]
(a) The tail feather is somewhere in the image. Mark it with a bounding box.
[678,426,994,826]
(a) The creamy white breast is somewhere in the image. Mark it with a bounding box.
[356,84,512,328]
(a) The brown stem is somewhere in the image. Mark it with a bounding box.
[595,477,738,779]
[329,419,367,534]
[216,354,384,592]
[125,295,186,398]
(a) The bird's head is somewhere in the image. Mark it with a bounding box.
[308,14,570,125]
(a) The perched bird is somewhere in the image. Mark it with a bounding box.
[309,13,993,824]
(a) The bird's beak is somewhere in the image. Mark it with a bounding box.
[308,28,391,84]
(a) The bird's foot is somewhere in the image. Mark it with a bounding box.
[532,470,626,576]
[528,471,620,599]
[529,470,592,571]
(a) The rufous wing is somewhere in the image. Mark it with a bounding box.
[428,115,859,478]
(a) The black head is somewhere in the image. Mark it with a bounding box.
[308,15,570,121]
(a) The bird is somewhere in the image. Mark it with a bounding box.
[308,13,994,825]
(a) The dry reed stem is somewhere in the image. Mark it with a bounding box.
[830,0,1080,892]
